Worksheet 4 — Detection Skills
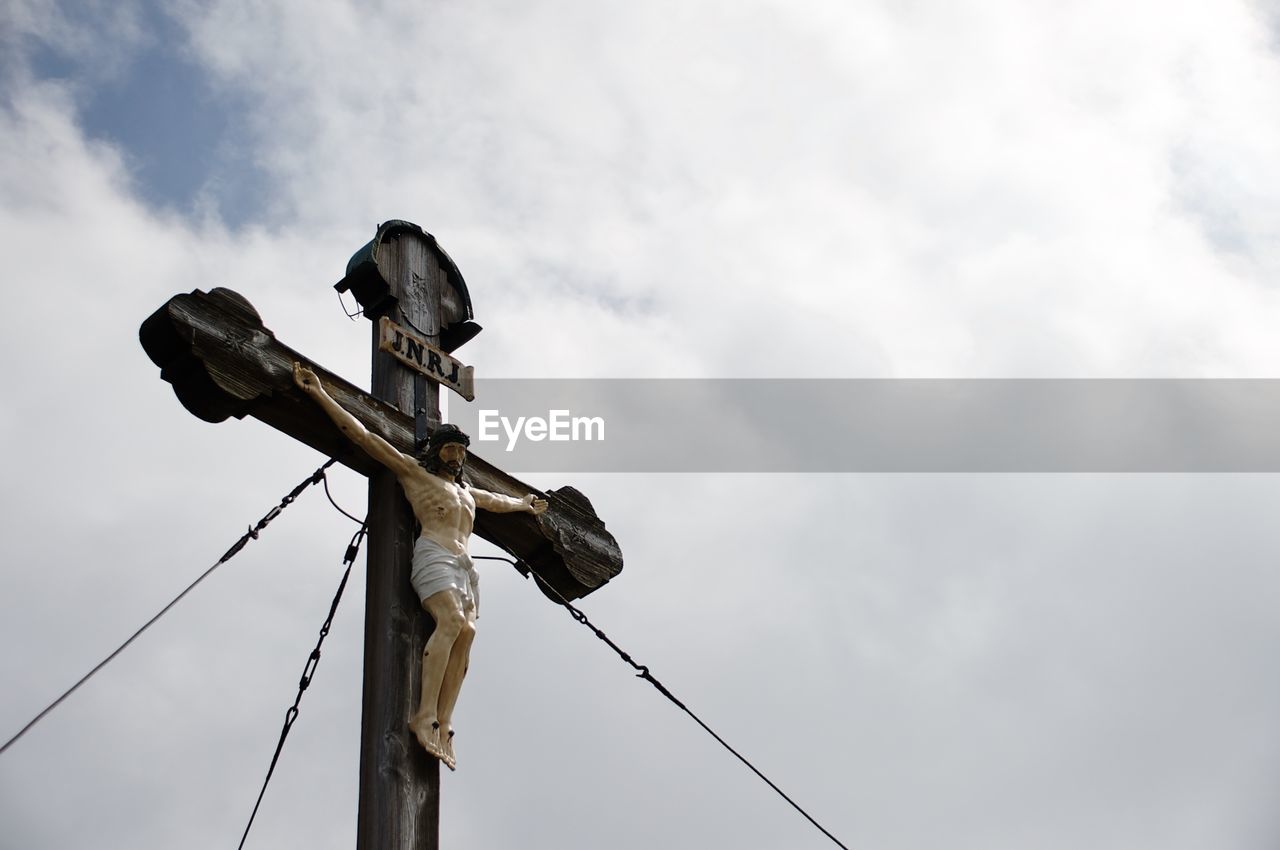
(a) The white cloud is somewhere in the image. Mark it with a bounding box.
[4,3,1280,849]
[164,0,1280,377]
[1,0,155,82]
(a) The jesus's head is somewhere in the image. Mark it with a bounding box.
[417,424,471,482]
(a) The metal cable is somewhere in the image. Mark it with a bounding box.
[238,520,368,850]
[473,554,852,850]
[322,472,365,525]
[0,460,338,758]
[336,289,362,320]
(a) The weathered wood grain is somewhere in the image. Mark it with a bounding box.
[139,286,623,600]
[360,232,441,850]
[143,227,624,850]
[378,317,476,401]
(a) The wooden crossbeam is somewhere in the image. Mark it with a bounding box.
[139,286,622,602]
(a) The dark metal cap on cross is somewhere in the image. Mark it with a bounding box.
[335,220,483,353]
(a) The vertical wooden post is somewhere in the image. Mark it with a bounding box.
[357,235,443,850]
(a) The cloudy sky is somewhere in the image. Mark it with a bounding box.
[3,1,1280,848]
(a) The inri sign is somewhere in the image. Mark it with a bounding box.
[378,317,476,401]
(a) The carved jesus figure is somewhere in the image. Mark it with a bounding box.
[294,363,546,770]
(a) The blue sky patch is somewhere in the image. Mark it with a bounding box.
[27,5,266,226]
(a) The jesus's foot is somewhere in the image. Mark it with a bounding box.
[409,715,446,762]
[439,729,457,771]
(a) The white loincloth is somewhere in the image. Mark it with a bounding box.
[409,536,479,615]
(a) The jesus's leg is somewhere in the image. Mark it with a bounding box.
[409,589,466,761]
[435,603,477,769]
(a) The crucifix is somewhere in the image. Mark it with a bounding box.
[140,220,623,850]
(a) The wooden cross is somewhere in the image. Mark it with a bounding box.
[139,220,624,850]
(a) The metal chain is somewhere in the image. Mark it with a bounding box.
[0,459,338,758]
[238,520,368,850]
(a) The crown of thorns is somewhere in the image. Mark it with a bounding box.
[425,424,471,451]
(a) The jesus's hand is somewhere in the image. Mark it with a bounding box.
[293,362,321,393]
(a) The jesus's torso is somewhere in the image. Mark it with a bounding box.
[399,467,475,556]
